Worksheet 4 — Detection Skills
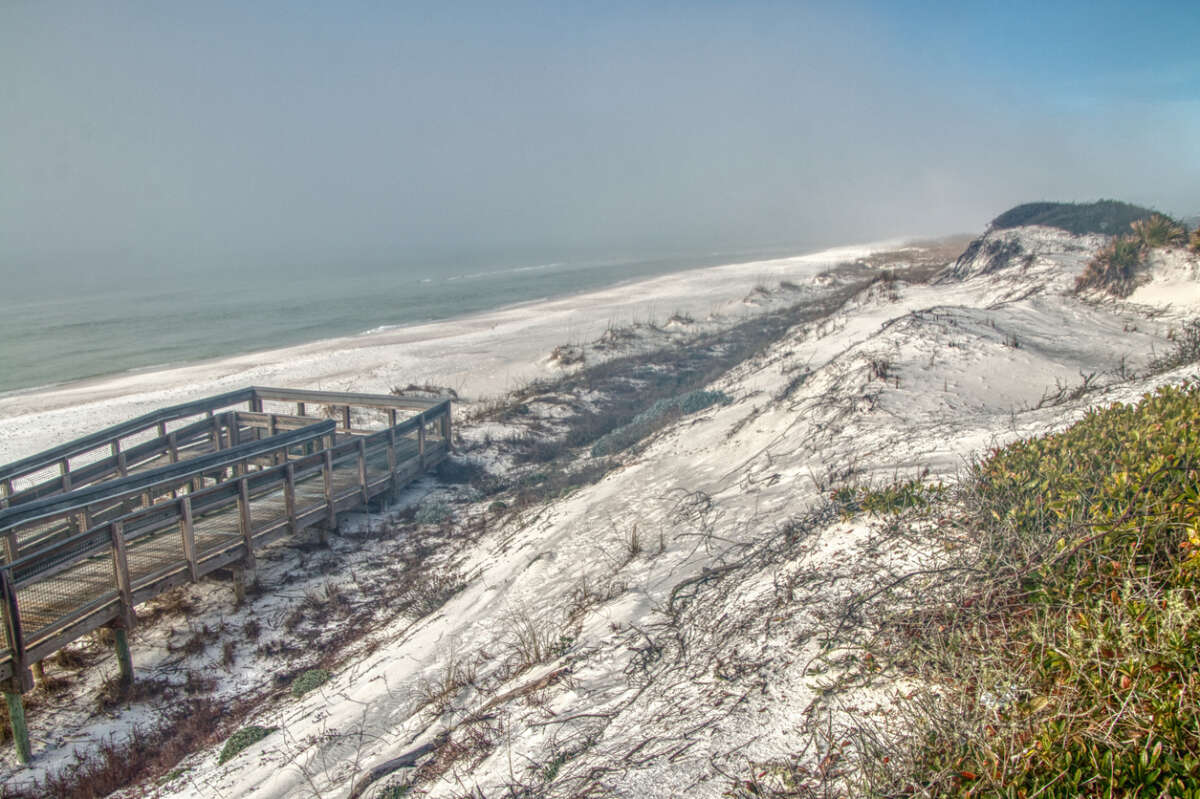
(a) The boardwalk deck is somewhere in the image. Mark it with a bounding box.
[0,388,451,709]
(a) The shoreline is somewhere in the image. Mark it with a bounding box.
[0,238,906,464]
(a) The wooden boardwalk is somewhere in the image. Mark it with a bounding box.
[0,387,450,707]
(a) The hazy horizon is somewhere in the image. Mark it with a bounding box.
[3,1,1198,284]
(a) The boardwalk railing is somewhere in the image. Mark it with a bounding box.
[0,388,451,696]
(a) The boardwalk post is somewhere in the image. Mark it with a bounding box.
[109,522,135,631]
[114,442,128,477]
[284,463,297,535]
[0,568,32,695]
[441,406,452,450]
[357,439,369,504]
[297,401,306,417]
[180,496,199,581]
[59,458,72,492]
[387,426,399,495]
[168,431,179,463]
[3,691,29,764]
[322,450,336,533]
[235,480,256,601]
[417,416,426,472]
[0,478,11,510]
[113,628,133,689]
[342,406,352,432]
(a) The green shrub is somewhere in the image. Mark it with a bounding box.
[1191,226,1200,253]
[1074,235,1145,296]
[218,725,276,764]
[290,668,331,698]
[990,200,1158,236]
[880,383,1200,797]
[1131,213,1187,248]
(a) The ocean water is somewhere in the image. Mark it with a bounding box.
[0,244,812,396]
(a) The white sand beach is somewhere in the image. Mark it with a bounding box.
[0,241,890,465]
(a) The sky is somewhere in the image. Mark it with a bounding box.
[2,0,1198,278]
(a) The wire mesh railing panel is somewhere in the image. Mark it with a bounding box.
[16,552,117,641]
[119,428,158,452]
[365,444,391,484]
[330,453,362,497]
[189,499,243,558]
[353,407,391,431]
[125,525,187,585]
[249,483,288,532]
[7,462,62,497]
[12,518,76,556]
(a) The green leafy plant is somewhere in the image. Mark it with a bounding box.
[866,383,1200,797]
[290,668,331,698]
[218,725,276,765]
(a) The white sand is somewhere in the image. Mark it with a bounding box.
[0,241,890,465]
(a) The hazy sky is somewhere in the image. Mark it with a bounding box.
[3,1,1198,275]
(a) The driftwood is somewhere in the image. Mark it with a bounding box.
[348,738,443,799]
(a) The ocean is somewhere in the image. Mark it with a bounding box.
[0,243,814,396]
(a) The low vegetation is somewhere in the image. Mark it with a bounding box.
[290,668,331,698]
[990,200,1159,236]
[853,383,1200,797]
[218,725,277,765]
[1075,235,1147,296]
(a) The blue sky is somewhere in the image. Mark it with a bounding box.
[2,1,1197,275]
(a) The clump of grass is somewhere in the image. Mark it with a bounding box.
[290,668,331,698]
[1147,319,1200,374]
[1074,235,1145,296]
[1130,213,1187,248]
[863,382,1200,797]
[218,725,277,765]
[1191,226,1200,253]
[831,478,944,517]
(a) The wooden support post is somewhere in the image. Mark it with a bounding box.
[322,450,336,537]
[387,427,399,494]
[114,442,128,477]
[112,627,133,688]
[342,405,352,432]
[180,496,198,581]
[250,395,263,413]
[297,401,306,417]
[4,691,29,764]
[441,407,452,450]
[157,420,167,438]
[109,522,135,631]
[237,480,256,571]
[228,412,240,447]
[0,569,31,693]
[284,463,297,534]
[357,439,369,503]
[59,458,72,492]
[211,415,222,451]
[167,431,179,463]
[0,478,10,510]
[417,416,426,472]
